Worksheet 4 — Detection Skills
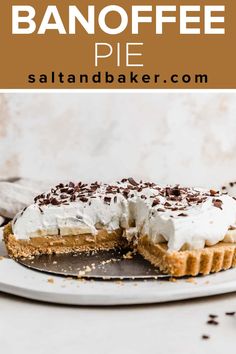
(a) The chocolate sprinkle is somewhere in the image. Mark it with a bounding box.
[152,199,160,207]
[128,177,139,186]
[33,180,228,222]
[171,187,181,197]
[207,319,219,325]
[104,196,112,204]
[80,197,88,203]
[212,199,223,210]
[229,225,236,230]
[210,189,218,196]
[202,335,210,340]
[209,314,218,319]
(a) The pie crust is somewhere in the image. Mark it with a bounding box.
[137,235,236,276]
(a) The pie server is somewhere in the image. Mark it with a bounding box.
[17,248,171,279]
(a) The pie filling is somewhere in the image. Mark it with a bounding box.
[4,179,236,276]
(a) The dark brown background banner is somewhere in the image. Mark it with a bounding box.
[0,0,235,89]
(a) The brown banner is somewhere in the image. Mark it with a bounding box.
[0,0,235,88]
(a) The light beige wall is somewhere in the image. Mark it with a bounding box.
[0,93,236,187]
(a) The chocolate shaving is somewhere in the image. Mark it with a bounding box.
[165,187,171,196]
[152,199,160,207]
[60,188,69,193]
[50,198,60,205]
[70,195,76,202]
[128,177,139,186]
[212,199,223,210]
[104,196,111,204]
[209,314,218,319]
[171,187,181,197]
[33,180,227,218]
[122,189,130,199]
[210,189,218,196]
[229,225,236,231]
[207,320,219,325]
[80,197,88,203]
[202,335,210,340]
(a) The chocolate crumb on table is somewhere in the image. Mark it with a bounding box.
[209,314,218,319]
[200,311,236,340]
[207,319,219,325]
[225,312,235,316]
[202,335,210,340]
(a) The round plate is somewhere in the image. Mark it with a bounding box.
[1,240,236,305]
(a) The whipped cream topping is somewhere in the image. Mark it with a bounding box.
[12,179,236,251]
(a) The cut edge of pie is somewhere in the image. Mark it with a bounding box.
[4,222,236,277]
[3,223,127,259]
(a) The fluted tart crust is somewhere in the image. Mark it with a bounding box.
[137,235,236,277]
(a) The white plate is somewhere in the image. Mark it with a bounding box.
[1,238,236,306]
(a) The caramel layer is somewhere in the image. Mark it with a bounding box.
[4,223,126,259]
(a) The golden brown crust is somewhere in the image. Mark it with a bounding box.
[3,223,127,259]
[137,235,236,277]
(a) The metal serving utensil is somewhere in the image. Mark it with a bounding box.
[17,248,170,279]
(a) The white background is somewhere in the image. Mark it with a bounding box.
[1,92,236,186]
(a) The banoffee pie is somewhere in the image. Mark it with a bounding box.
[4,179,236,277]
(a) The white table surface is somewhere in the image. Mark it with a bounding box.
[0,290,235,354]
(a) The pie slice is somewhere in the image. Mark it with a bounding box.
[137,235,236,277]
